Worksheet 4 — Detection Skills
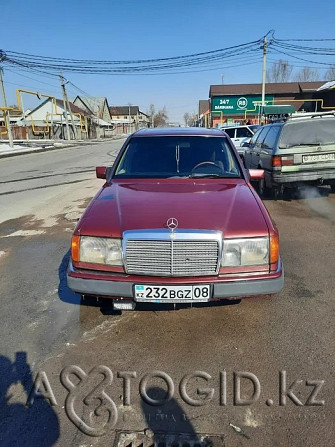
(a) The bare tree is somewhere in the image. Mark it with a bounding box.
[146,104,168,127]
[147,103,156,127]
[325,65,335,81]
[7,104,19,114]
[183,112,198,127]
[154,107,168,127]
[183,112,190,127]
[294,67,319,82]
[267,59,293,83]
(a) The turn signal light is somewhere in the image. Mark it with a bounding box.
[272,156,281,167]
[71,235,80,262]
[270,233,279,264]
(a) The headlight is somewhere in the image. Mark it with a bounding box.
[221,237,269,267]
[79,236,123,265]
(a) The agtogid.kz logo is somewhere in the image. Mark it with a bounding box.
[26,368,325,437]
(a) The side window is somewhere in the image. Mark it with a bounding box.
[255,127,270,148]
[263,126,281,150]
[249,128,263,146]
[225,128,235,138]
[236,127,252,138]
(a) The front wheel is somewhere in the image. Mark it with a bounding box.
[330,184,335,193]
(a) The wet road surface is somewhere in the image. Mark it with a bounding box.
[1,141,335,446]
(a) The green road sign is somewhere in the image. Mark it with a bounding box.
[212,95,274,115]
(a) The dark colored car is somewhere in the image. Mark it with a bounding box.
[243,112,335,199]
[67,127,284,311]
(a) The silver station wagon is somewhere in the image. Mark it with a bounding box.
[244,112,335,199]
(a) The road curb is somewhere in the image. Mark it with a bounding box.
[0,136,126,159]
[0,144,75,159]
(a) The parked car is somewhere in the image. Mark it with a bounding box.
[219,124,260,162]
[243,112,335,199]
[67,127,284,311]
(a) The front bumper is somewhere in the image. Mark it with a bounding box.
[67,259,284,302]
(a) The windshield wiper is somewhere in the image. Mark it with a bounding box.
[189,173,237,179]
[176,144,180,174]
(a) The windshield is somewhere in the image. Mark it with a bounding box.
[113,136,242,179]
[279,118,335,148]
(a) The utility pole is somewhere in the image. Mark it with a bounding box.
[60,74,71,140]
[261,35,267,120]
[128,102,131,134]
[60,74,76,140]
[0,67,14,148]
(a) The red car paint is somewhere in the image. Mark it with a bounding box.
[68,128,283,304]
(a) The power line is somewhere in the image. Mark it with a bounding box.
[4,53,263,75]
[267,58,330,70]
[117,58,263,76]
[2,69,96,105]
[4,67,62,89]
[272,41,335,56]
[1,39,261,64]
[270,47,335,67]
[1,32,334,84]
[2,52,264,77]
[0,40,263,75]
[67,81,94,97]
[2,79,61,97]
[275,37,335,42]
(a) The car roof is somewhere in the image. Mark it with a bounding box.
[284,115,335,125]
[266,114,335,127]
[133,127,225,137]
[220,124,249,128]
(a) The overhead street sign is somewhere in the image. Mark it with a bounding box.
[212,95,274,115]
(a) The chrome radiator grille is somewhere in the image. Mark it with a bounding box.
[125,234,220,276]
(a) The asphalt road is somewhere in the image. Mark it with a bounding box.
[0,140,335,447]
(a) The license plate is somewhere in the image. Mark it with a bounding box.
[134,285,211,302]
[302,153,335,163]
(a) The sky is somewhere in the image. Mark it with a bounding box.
[1,0,335,123]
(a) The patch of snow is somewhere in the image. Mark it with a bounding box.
[2,229,45,237]
[0,143,42,152]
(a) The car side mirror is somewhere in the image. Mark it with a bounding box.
[96,166,107,179]
[249,169,264,181]
[96,166,114,182]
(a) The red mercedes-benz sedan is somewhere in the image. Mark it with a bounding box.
[67,127,284,310]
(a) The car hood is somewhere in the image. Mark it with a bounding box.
[78,179,268,238]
